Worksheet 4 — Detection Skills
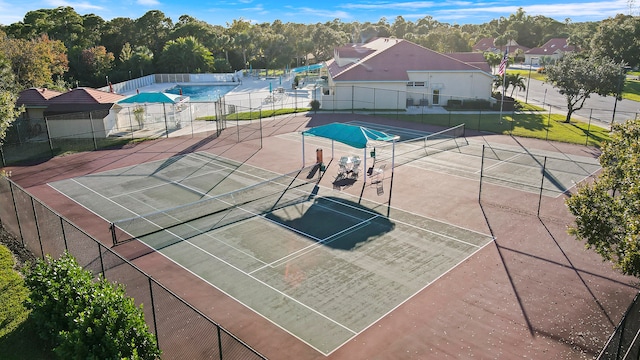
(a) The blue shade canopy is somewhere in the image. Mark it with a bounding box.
[118,92,184,104]
[302,123,396,149]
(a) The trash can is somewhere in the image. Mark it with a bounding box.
[316,148,323,164]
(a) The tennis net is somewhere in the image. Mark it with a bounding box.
[111,166,319,245]
[375,123,467,166]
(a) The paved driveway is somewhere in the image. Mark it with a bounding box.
[513,77,640,127]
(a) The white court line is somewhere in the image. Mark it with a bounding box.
[52,151,495,356]
[71,173,358,339]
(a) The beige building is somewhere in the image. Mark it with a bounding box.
[321,38,494,110]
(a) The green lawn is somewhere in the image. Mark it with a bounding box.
[623,79,640,102]
[508,69,640,102]
[389,110,608,147]
[507,69,546,82]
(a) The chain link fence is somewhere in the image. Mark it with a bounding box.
[0,98,269,166]
[598,291,640,359]
[477,144,602,221]
[0,175,267,360]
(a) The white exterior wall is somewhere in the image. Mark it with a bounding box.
[47,117,108,139]
[322,71,493,110]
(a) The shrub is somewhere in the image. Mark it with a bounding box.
[24,252,160,360]
[447,99,462,108]
[309,99,320,111]
[462,99,491,110]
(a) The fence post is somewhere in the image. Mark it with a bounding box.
[537,156,547,217]
[479,145,485,203]
[60,217,68,251]
[546,106,551,141]
[89,112,97,150]
[0,145,5,167]
[217,326,224,359]
[110,223,117,246]
[163,103,169,138]
[351,86,354,114]
[46,116,55,158]
[8,182,25,245]
[148,278,160,352]
[30,197,41,248]
[586,112,592,146]
[98,242,105,275]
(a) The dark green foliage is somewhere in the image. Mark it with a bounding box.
[309,99,320,111]
[566,119,640,277]
[462,99,491,110]
[447,99,462,108]
[24,252,160,359]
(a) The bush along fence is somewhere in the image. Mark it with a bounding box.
[0,176,266,360]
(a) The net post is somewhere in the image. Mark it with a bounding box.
[479,145,485,203]
[110,222,117,246]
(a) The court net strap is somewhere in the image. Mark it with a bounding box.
[111,166,318,243]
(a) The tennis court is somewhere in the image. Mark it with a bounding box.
[289,121,601,197]
[49,151,493,355]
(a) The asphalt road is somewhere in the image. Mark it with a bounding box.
[511,77,640,128]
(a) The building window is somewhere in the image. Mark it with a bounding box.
[406,81,426,87]
[432,90,440,105]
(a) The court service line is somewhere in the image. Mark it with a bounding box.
[477,152,527,173]
[294,187,487,248]
[89,181,359,337]
[150,225,358,336]
[121,195,274,266]
[63,178,149,219]
[325,238,496,357]
[250,213,377,273]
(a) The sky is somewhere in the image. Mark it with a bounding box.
[0,0,633,27]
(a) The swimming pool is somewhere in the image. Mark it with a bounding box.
[165,84,237,102]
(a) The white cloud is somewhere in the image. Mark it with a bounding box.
[137,0,161,6]
[294,7,352,19]
[45,0,103,11]
[341,1,436,10]
[437,1,628,20]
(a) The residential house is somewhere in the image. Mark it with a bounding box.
[322,38,494,110]
[524,38,577,66]
[472,38,530,57]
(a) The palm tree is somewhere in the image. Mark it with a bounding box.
[493,73,526,97]
[507,73,526,97]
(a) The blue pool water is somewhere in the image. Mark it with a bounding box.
[165,85,237,102]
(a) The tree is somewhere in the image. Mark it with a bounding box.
[80,46,114,86]
[129,46,154,77]
[566,119,640,276]
[24,252,160,359]
[134,10,173,60]
[0,54,23,146]
[157,36,214,73]
[494,73,526,97]
[545,53,624,123]
[590,14,640,68]
[309,24,347,61]
[0,32,69,89]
